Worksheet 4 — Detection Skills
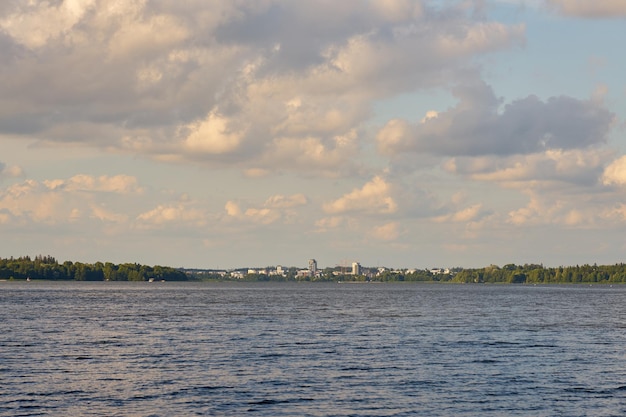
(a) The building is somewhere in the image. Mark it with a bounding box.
[352,262,361,275]
[269,265,286,277]
[308,259,317,276]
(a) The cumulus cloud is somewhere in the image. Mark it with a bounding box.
[323,176,397,215]
[507,192,593,227]
[0,174,143,226]
[0,0,96,49]
[602,156,626,186]
[547,0,626,17]
[0,0,525,176]
[378,80,615,157]
[136,204,206,228]
[183,112,245,155]
[224,193,308,225]
[0,180,64,224]
[446,148,612,188]
[255,131,361,177]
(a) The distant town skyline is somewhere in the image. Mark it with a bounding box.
[1,1,626,269]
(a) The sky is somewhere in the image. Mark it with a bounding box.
[1,0,626,270]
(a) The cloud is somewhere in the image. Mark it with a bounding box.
[136,204,206,228]
[370,221,401,241]
[0,162,23,179]
[323,176,397,215]
[90,204,128,223]
[315,216,345,231]
[0,1,525,177]
[108,14,189,61]
[0,174,141,225]
[43,174,143,194]
[0,0,96,49]
[255,131,361,177]
[434,204,487,223]
[264,194,308,209]
[377,80,615,157]
[507,192,594,227]
[446,148,612,188]
[0,180,64,224]
[602,204,626,222]
[547,0,626,17]
[224,200,242,218]
[602,156,626,186]
[183,111,245,155]
[224,193,308,225]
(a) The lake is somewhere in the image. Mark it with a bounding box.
[2,281,626,416]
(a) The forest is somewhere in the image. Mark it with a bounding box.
[0,255,188,281]
[450,263,626,284]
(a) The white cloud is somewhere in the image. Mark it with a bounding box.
[547,0,626,17]
[315,216,345,231]
[0,174,141,225]
[136,204,206,228]
[602,155,626,186]
[370,221,401,241]
[434,204,485,223]
[323,176,397,215]
[44,174,142,194]
[505,189,618,228]
[257,131,360,177]
[0,1,525,177]
[243,207,282,225]
[107,14,189,60]
[0,180,64,223]
[447,148,611,188]
[183,112,245,155]
[0,0,96,49]
[225,201,243,218]
[90,203,128,223]
[224,193,308,225]
[264,194,308,209]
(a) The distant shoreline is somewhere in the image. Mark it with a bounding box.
[2,256,626,285]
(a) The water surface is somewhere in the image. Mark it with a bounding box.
[2,282,626,416]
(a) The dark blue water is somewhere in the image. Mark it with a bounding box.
[2,282,626,416]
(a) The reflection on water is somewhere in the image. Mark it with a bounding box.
[2,282,626,416]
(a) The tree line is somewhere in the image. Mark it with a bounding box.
[3,256,626,284]
[451,263,626,284]
[0,255,187,281]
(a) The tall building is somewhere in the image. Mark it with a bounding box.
[308,259,317,276]
[352,262,361,275]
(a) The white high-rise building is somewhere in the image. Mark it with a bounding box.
[352,262,361,275]
[308,259,317,276]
